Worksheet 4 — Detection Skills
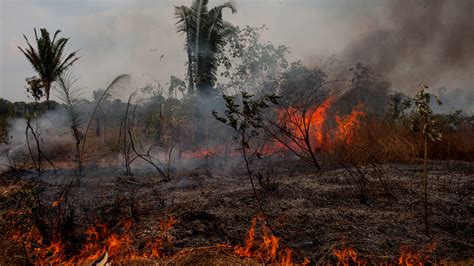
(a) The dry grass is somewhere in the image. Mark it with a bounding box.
[330,116,474,165]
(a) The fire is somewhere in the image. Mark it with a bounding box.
[277,97,365,152]
[398,242,437,266]
[181,97,365,161]
[332,241,438,265]
[334,103,365,145]
[26,216,176,264]
[333,241,363,266]
[233,215,294,265]
[275,96,334,152]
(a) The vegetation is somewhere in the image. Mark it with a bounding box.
[175,0,237,95]
[213,92,279,228]
[55,71,84,171]
[18,28,79,108]
[1,3,473,264]
[410,85,443,236]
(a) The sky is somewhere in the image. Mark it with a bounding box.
[1,0,473,103]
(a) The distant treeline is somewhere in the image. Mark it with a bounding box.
[0,99,56,140]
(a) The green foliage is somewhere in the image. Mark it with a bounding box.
[221,25,290,94]
[278,61,327,105]
[25,76,45,101]
[175,0,237,95]
[213,92,279,147]
[18,28,79,104]
[213,92,280,225]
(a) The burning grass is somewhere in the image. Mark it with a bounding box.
[1,94,473,265]
[1,160,473,265]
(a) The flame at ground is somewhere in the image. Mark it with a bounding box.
[277,97,365,152]
[398,242,437,266]
[332,240,438,266]
[7,208,444,265]
[182,98,365,160]
[232,215,294,265]
[277,96,335,152]
[28,216,176,264]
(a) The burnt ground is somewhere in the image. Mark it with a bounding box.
[1,158,473,264]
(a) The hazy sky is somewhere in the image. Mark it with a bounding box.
[1,0,472,102]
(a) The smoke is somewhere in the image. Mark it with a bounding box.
[343,0,474,91]
[0,111,74,167]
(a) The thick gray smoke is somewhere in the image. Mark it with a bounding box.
[343,0,474,91]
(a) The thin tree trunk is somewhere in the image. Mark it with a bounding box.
[424,131,428,236]
[187,47,194,95]
[45,82,51,111]
[241,132,273,233]
[96,116,101,136]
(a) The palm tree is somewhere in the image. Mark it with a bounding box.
[18,28,79,108]
[175,0,236,96]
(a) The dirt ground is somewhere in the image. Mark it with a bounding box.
[1,158,473,264]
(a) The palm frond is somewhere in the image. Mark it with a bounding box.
[55,70,84,129]
[174,0,236,94]
[80,74,131,157]
[19,28,80,102]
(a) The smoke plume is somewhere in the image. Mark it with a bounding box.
[343,0,474,90]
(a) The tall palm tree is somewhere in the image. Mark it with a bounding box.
[18,28,79,108]
[175,0,236,96]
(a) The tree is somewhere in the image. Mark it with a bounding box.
[410,85,442,236]
[336,63,391,116]
[92,89,106,138]
[175,0,236,96]
[386,92,412,120]
[213,92,279,229]
[18,28,79,108]
[25,76,45,101]
[56,71,84,171]
[168,76,187,99]
[221,25,290,95]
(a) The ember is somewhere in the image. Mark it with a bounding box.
[233,215,293,264]
[25,216,176,264]
[1,0,473,264]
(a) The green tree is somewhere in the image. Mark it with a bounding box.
[221,25,290,95]
[410,85,442,236]
[18,28,79,108]
[213,92,279,229]
[386,92,412,120]
[25,76,45,101]
[175,0,236,96]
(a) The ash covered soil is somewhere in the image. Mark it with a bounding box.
[1,159,473,263]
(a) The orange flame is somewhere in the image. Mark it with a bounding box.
[233,215,293,265]
[181,97,364,160]
[27,216,176,264]
[333,242,361,266]
[332,241,437,266]
[277,97,365,152]
[334,103,365,145]
[398,242,437,266]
